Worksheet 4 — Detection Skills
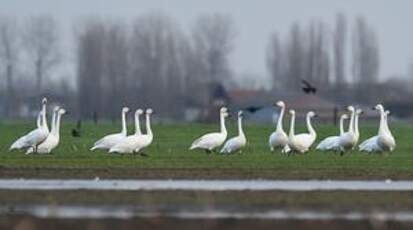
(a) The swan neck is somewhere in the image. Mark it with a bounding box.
[55,113,62,136]
[50,111,57,134]
[348,110,355,133]
[121,111,127,135]
[220,114,227,136]
[276,106,285,132]
[339,116,345,135]
[238,116,244,137]
[37,112,42,128]
[135,114,141,135]
[42,103,48,131]
[306,114,315,136]
[378,109,386,135]
[289,113,295,138]
[146,113,152,137]
[355,113,360,136]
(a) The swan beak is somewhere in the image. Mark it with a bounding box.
[371,107,376,110]
[313,114,318,118]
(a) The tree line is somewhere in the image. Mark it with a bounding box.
[0,12,387,120]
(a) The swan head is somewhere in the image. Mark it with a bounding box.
[58,108,67,115]
[373,104,384,111]
[53,106,60,113]
[307,111,317,118]
[347,106,354,112]
[238,111,244,117]
[146,108,153,115]
[356,109,363,115]
[136,109,144,115]
[275,101,285,107]
[220,107,228,113]
[42,97,47,105]
[385,110,390,116]
[289,110,295,115]
[341,114,349,120]
[122,107,130,113]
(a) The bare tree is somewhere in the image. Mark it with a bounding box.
[76,20,105,119]
[352,16,380,85]
[192,13,235,86]
[266,32,284,89]
[23,15,59,94]
[130,12,188,118]
[286,22,304,90]
[334,13,347,86]
[0,15,18,116]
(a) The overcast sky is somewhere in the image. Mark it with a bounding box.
[2,0,412,81]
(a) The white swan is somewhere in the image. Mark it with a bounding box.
[26,107,66,154]
[10,111,43,150]
[353,108,363,147]
[287,110,317,154]
[10,98,49,152]
[90,107,130,151]
[190,107,229,153]
[220,111,247,153]
[134,108,154,153]
[338,106,357,154]
[109,109,145,154]
[359,105,395,153]
[268,101,288,152]
[316,113,349,151]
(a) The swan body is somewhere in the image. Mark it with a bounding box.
[10,98,49,152]
[359,106,395,153]
[287,110,317,153]
[268,101,288,152]
[90,107,130,151]
[221,111,247,153]
[316,114,349,151]
[10,112,43,150]
[338,106,357,152]
[109,109,147,154]
[26,107,66,154]
[190,107,229,152]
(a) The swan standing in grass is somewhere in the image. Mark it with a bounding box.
[338,106,357,154]
[10,98,49,152]
[190,107,229,153]
[220,111,246,154]
[359,105,395,153]
[90,107,130,151]
[10,111,43,150]
[26,107,66,154]
[316,113,349,151]
[109,109,145,154]
[133,108,154,154]
[268,101,288,152]
[286,110,317,154]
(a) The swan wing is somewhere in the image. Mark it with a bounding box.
[10,134,28,150]
[91,133,124,150]
[190,133,224,150]
[294,133,316,150]
[316,136,339,150]
[220,136,244,153]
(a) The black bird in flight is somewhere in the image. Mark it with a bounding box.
[244,106,263,113]
[301,80,317,94]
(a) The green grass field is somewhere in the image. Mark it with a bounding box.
[0,121,412,179]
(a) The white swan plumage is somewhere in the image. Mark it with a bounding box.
[109,109,145,154]
[268,101,288,152]
[90,107,130,151]
[338,106,357,153]
[316,113,349,151]
[190,107,229,152]
[220,111,247,153]
[26,107,66,154]
[359,105,395,153]
[10,98,49,152]
[286,110,317,154]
